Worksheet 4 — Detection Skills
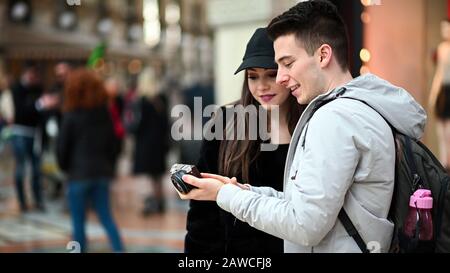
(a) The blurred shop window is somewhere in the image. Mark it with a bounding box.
[164,1,181,48]
[126,0,143,43]
[8,0,32,24]
[128,23,143,43]
[55,1,78,31]
[97,1,114,39]
[143,0,161,47]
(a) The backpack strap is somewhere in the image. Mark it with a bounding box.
[403,135,423,190]
[339,97,395,132]
[301,98,336,148]
[338,209,370,253]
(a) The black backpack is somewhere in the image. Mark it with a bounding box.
[310,97,450,253]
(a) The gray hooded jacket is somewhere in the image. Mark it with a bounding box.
[216,73,427,253]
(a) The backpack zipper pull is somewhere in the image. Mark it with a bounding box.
[412,174,422,191]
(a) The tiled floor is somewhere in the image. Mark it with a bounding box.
[0,144,189,253]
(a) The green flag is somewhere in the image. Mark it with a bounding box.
[87,42,106,68]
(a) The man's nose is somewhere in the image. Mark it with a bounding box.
[276,71,289,86]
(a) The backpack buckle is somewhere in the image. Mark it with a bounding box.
[412,174,422,190]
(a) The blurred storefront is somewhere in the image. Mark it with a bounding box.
[0,0,213,91]
[0,0,155,88]
[361,0,447,153]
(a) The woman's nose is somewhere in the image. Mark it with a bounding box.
[257,80,270,91]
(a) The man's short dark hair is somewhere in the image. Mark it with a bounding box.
[267,0,349,71]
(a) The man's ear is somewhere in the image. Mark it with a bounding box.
[317,44,332,68]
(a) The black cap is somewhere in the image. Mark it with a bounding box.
[234,28,277,75]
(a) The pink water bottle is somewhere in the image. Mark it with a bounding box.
[403,189,434,242]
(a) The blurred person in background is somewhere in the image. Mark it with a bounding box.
[11,64,59,212]
[0,72,13,129]
[46,61,72,130]
[104,77,125,175]
[105,77,125,117]
[0,72,13,152]
[57,68,124,253]
[44,61,71,136]
[131,67,170,216]
[430,19,450,170]
[42,61,73,199]
[184,28,304,253]
[50,62,72,95]
[44,61,72,141]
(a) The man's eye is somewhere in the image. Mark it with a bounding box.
[284,62,293,68]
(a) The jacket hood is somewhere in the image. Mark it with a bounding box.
[328,73,427,140]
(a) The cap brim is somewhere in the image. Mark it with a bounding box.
[234,56,278,75]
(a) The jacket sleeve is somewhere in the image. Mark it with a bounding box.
[56,114,73,173]
[185,113,226,253]
[217,106,362,246]
[249,186,284,198]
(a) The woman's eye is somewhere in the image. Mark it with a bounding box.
[248,76,258,80]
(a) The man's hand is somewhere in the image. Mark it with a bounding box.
[38,94,60,110]
[177,173,249,201]
[201,173,250,190]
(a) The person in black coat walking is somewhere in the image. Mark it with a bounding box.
[57,69,124,253]
[10,64,59,212]
[131,68,170,215]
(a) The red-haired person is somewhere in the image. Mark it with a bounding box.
[57,69,124,252]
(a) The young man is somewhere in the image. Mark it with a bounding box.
[179,0,427,253]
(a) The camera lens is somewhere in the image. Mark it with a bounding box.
[171,170,190,194]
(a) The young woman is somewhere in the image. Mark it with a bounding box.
[57,69,124,252]
[184,28,304,254]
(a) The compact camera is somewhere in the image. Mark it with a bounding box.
[170,164,201,194]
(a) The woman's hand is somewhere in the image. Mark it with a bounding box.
[177,175,224,201]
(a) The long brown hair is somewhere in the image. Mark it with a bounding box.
[218,70,303,184]
[62,68,108,112]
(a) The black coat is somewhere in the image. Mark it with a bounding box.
[185,110,286,254]
[132,94,170,176]
[11,81,43,128]
[57,106,120,181]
